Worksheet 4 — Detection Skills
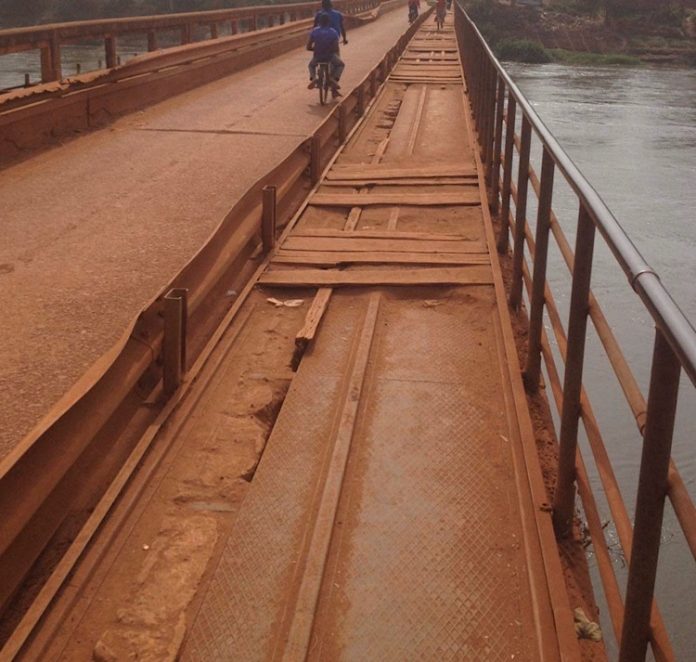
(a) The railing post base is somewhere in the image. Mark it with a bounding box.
[163,288,188,397]
[262,185,277,254]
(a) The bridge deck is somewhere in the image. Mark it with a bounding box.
[179,20,580,661]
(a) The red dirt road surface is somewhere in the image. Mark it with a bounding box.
[0,7,409,460]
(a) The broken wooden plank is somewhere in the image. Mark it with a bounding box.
[292,287,332,370]
[259,267,493,287]
[272,251,490,266]
[282,236,485,254]
[326,164,476,180]
[309,191,480,207]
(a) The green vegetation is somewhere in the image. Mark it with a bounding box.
[462,0,694,68]
[496,38,551,64]
[547,48,641,65]
[494,40,640,66]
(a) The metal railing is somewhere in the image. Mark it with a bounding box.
[454,2,696,660]
[0,0,377,84]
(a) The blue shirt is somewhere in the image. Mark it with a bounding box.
[314,9,344,36]
[310,26,339,61]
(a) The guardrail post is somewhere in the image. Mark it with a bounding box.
[509,116,531,310]
[105,35,117,69]
[338,104,347,143]
[552,204,596,537]
[163,288,188,397]
[210,23,219,39]
[310,134,321,185]
[181,24,192,44]
[357,84,365,117]
[147,30,158,51]
[524,147,555,393]
[231,20,238,35]
[279,13,285,25]
[40,33,62,82]
[497,95,516,254]
[262,185,277,254]
[490,75,505,215]
[252,14,258,31]
[370,70,377,98]
[619,329,680,662]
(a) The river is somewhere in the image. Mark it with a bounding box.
[0,23,246,90]
[506,61,696,657]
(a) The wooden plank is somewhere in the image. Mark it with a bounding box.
[344,206,362,231]
[401,56,459,61]
[392,74,461,80]
[292,287,332,369]
[291,229,466,241]
[273,251,490,266]
[390,77,462,83]
[283,236,485,254]
[395,66,461,72]
[259,267,493,287]
[310,191,480,207]
[282,293,381,660]
[327,164,476,180]
[322,177,475,187]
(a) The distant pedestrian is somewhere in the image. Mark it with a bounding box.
[314,0,348,45]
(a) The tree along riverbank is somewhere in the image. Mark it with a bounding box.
[465,1,696,66]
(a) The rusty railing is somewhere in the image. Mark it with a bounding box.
[0,0,377,84]
[454,2,696,660]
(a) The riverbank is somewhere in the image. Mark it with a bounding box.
[465,1,696,66]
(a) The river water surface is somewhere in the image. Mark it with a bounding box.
[506,62,696,656]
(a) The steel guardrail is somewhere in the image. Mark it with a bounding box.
[0,0,377,83]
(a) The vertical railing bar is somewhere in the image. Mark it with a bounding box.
[479,61,490,167]
[524,147,555,392]
[509,115,532,310]
[475,57,485,143]
[483,64,495,185]
[490,74,505,215]
[497,94,516,254]
[619,329,681,662]
[552,204,596,537]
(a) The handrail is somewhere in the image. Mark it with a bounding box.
[454,2,696,660]
[0,0,378,82]
[457,6,696,389]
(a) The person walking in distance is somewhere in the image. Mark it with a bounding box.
[314,0,348,46]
